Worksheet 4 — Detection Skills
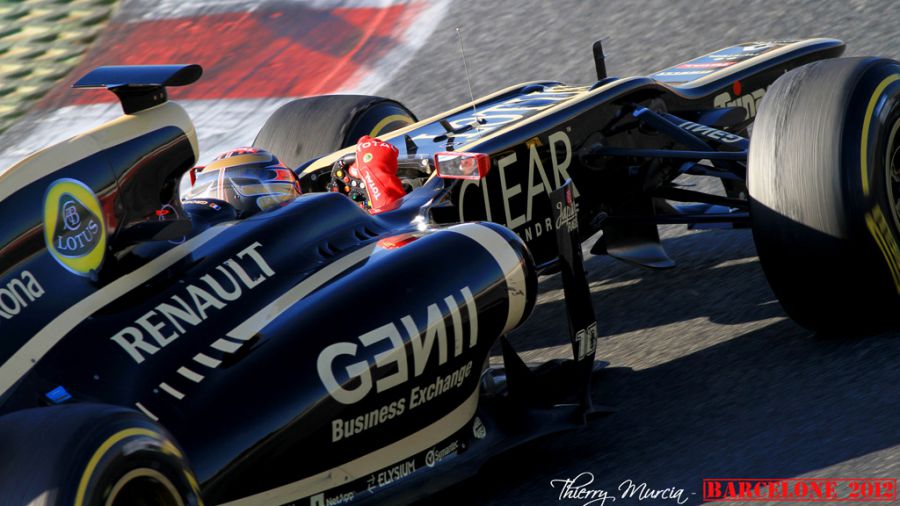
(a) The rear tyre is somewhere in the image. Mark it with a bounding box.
[253,94,416,169]
[749,57,900,334]
[0,404,200,506]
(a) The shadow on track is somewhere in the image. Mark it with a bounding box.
[424,228,900,505]
[511,228,781,355]
[440,321,898,505]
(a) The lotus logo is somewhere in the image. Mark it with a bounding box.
[63,201,80,230]
[43,179,107,276]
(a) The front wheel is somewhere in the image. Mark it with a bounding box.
[253,94,416,169]
[748,56,900,334]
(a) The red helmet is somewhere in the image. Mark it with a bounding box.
[182,148,301,217]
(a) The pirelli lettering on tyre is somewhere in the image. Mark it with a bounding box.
[43,178,107,276]
[865,205,900,294]
[111,242,275,363]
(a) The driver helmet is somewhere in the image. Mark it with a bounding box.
[181,147,301,217]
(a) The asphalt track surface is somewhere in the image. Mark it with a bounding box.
[376,1,900,505]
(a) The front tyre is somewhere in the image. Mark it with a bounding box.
[749,57,900,334]
[253,94,416,169]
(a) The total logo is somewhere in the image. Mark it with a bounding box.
[43,178,107,276]
[364,171,381,200]
[713,85,768,120]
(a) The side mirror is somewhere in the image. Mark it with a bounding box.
[433,152,491,180]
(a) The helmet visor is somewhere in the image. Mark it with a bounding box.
[182,159,301,215]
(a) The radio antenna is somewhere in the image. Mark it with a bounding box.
[456,26,484,126]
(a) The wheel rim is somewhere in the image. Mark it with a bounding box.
[106,468,184,506]
[886,117,900,232]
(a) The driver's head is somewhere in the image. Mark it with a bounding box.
[181,147,301,217]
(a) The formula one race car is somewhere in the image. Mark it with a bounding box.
[0,38,898,505]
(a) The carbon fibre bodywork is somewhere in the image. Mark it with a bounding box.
[0,38,846,504]
[302,38,844,266]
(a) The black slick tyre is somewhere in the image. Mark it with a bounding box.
[253,94,416,168]
[748,57,900,334]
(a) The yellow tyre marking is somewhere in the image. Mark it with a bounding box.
[369,114,413,137]
[865,205,900,294]
[75,427,171,506]
[860,74,900,196]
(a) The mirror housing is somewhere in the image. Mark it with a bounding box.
[434,152,491,180]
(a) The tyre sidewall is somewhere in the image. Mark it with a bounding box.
[345,100,416,142]
[74,417,200,506]
[841,62,900,301]
[253,95,416,170]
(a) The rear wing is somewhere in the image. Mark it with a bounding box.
[0,64,201,287]
[73,64,202,114]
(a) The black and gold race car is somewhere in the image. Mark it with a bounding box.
[0,38,897,505]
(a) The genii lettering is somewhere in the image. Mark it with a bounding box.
[317,286,477,404]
